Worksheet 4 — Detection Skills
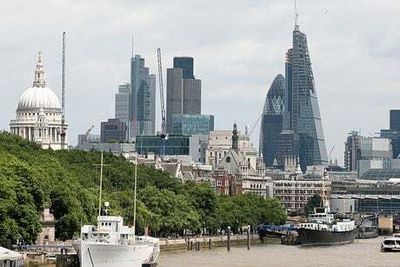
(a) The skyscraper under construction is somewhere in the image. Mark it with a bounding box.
[260,20,327,171]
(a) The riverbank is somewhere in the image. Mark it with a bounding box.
[158,237,394,267]
[159,234,280,251]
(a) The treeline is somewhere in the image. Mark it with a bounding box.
[0,132,286,246]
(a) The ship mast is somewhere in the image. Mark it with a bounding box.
[98,153,104,230]
[133,158,138,242]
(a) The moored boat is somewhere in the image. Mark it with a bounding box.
[380,234,400,252]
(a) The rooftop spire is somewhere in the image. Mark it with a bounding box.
[294,0,299,30]
[33,52,46,87]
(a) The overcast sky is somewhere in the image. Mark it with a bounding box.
[1,0,399,164]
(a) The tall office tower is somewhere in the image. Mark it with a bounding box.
[344,131,362,171]
[130,55,152,135]
[381,110,400,158]
[390,110,400,130]
[166,57,201,133]
[173,57,194,79]
[149,74,156,134]
[115,83,130,123]
[285,23,328,171]
[259,74,286,166]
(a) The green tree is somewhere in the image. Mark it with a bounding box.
[304,194,322,215]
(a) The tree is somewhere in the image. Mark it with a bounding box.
[304,194,322,215]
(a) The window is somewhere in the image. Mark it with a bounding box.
[226,156,231,163]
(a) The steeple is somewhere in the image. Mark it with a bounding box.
[232,122,239,150]
[33,52,46,87]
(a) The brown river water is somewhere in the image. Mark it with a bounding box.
[28,237,399,267]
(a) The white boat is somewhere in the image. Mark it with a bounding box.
[73,214,159,267]
[381,234,400,252]
[73,153,160,267]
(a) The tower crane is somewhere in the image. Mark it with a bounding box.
[157,48,167,157]
[83,125,95,143]
[249,114,262,136]
[60,32,66,149]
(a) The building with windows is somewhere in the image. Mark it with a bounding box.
[213,123,272,198]
[10,53,68,150]
[171,114,214,135]
[381,110,400,159]
[273,177,331,213]
[100,118,127,143]
[259,74,285,166]
[115,83,130,123]
[130,55,154,136]
[258,20,327,172]
[285,23,328,171]
[166,57,201,133]
[135,135,190,155]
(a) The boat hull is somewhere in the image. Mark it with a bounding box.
[73,240,158,267]
[298,228,358,246]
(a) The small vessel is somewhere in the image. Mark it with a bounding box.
[380,234,400,252]
[297,175,358,246]
[73,153,160,267]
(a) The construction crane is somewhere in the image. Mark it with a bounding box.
[60,32,66,149]
[157,48,167,157]
[248,114,262,136]
[328,145,335,163]
[83,125,95,143]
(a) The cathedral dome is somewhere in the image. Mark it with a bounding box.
[17,86,61,111]
[16,52,61,112]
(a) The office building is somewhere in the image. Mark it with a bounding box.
[173,57,194,79]
[149,74,156,134]
[171,114,214,135]
[115,83,130,123]
[344,131,362,171]
[166,57,201,133]
[100,118,127,143]
[135,135,190,156]
[130,55,153,135]
[259,74,285,166]
[285,22,328,171]
[381,110,400,159]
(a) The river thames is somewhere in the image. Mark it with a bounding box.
[27,237,397,267]
[157,237,397,267]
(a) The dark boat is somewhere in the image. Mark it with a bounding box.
[298,206,358,246]
[298,227,358,246]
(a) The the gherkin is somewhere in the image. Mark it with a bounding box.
[259,74,285,166]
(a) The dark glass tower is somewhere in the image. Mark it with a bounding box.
[259,74,286,166]
[173,57,194,79]
[285,24,328,171]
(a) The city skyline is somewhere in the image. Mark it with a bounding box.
[1,0,399,164]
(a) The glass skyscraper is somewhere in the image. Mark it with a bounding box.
[130,55,155,136]
[259,23,328,171]
[286,24,328,171]
[259,74,285,166]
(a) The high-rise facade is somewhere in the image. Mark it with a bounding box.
[149,74,156,134]
[259,74,285,166]
[285,24,328,171]
[259,23,327,171]
[174,57,194,79]
[381,110,400,158]
[115,83,130,123]
[166,57,201,133]
[130,55,153,136]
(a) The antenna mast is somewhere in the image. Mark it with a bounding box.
[294,0,299,30]
[61,32,66,149]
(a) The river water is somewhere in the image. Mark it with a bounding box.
[157,237,398,267]
[27,237,397,267]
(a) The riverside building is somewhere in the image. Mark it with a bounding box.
[10,53,68,150]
